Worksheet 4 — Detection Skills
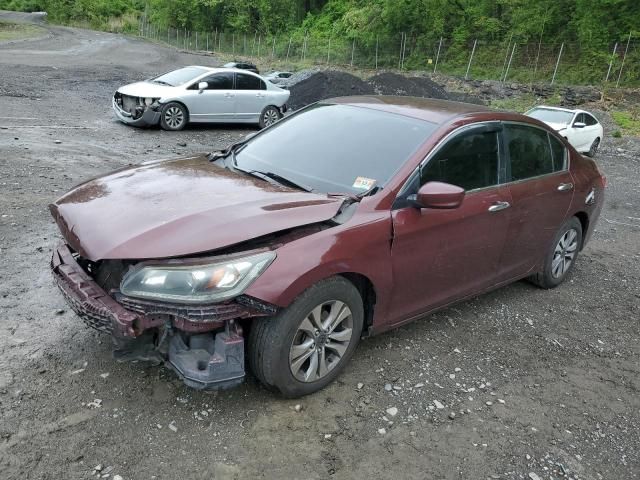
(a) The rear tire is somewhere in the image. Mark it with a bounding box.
[530,217,583,289]
[248,277,363,397]
[160,102,188,131]
[259,105,281,129]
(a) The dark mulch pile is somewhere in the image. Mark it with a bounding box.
[286,70,484,110]
[287,71,375,110]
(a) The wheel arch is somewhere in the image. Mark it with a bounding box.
[339,272,377,336]
[161,100,190,121]
[573,211,589,250]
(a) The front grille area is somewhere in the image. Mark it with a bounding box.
[116,294,263,323]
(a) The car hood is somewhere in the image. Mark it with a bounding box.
[117,81,177,98]
[49,155,344,261]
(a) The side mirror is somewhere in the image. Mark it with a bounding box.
[573,122,586,128]
[198,81,208,92]
[408,181,465,209]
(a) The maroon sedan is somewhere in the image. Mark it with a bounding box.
[50,96,605,397]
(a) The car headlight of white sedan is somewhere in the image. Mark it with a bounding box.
[120,251,276,303]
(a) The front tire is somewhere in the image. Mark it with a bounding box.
[160,102,188,131]
[587,137,600,157]
[248,277,364,397]
[259,105,281,129]
[530,217,583,289]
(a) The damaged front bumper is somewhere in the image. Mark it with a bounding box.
[112,92,161,127]
[51,243,272,390]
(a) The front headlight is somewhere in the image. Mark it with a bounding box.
[120,251,275,304]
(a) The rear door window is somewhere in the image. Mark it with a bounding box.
[236,73,265,90]
[505,124,555,181]
[421,129,500,191]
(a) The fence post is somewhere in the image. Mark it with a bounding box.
[605,42,618,83]
[465,39,477,80]
[286,37,292,61]
[503,43,516,82]
[433,37,443,73]
[500,33,513,80]
[533,20,545,81]
[196,31,198,51]
[232,34,235,55]
[398,33,404,69]
[302,34,308,61]
[257,35,261,57]
[375,35,379,70]
[351,39,355,67]
[616,32,632,87]
[551,42,564,84]
[401,34,407,69]
[219,32,222,52]
[327,36,331,64]
[272,36,276,59]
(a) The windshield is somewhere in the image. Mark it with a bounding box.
[527,108,574,125]
[151,67,208,86]
[234,103,436,194]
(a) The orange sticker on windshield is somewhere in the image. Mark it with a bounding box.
[352,177,376,190]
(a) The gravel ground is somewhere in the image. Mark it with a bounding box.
[1,12,639,480]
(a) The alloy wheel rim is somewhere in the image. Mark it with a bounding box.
[264,109,279,126]
[551,228,578,278]
[165,106,184,128]
[289,300,353,383]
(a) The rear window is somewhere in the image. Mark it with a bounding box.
[506,124,554,181]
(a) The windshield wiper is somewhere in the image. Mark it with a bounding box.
[208,140,248,162]
[233,165,313,192]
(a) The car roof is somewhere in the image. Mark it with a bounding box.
[325,96,496,124]
[529,105,587,114]
[188,66,261,76]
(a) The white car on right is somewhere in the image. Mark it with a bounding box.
[525,106,603,157]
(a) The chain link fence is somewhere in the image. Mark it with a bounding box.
[139,19,639,88]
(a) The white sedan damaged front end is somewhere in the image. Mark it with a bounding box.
[113,92,162,127]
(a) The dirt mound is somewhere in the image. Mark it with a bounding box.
[368,72,448,99]
[285,70,484,110]
[287,70,375,110]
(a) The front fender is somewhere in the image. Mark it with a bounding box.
[244,211,393,328]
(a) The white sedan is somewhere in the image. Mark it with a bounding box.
[525,106,603,157]
[113,66,290,131]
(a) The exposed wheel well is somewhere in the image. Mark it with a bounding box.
[574,212,589,250]
[340,273,376,336]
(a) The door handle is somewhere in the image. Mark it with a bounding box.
[224,93,235,98]
[488,201,511,212]
[256,93,265,98]
[557,182,574,191]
